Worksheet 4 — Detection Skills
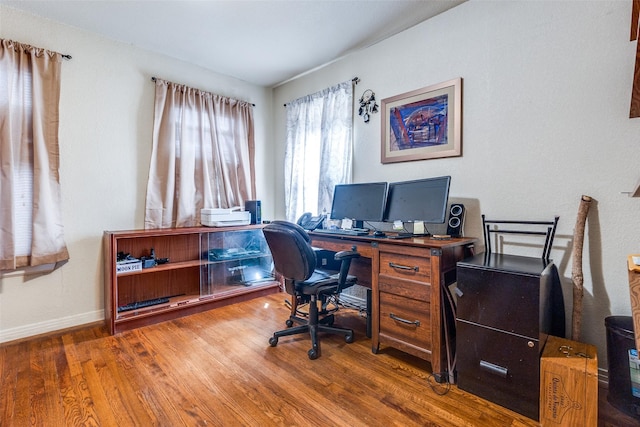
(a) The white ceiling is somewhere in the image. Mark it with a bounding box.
[1,0,465,87]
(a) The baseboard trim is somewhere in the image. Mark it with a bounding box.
[0,309,104,344]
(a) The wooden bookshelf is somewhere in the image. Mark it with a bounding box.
[104,225,280,334]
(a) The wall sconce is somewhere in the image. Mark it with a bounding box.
[358,89,379,123]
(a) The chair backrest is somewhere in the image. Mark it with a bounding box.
[263,221,316,282]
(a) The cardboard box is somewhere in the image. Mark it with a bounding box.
[540,335,598,427]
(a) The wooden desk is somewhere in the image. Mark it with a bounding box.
[310,232,476,382]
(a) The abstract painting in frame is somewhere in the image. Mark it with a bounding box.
[381,78,462,164]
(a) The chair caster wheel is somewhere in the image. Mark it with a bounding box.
[345,333,354,343]
[285,319,294,327]
[269,336,278,347]
[308,348,318,360]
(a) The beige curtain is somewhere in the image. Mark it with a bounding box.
[0,39,69,271]
[145,79,255,229]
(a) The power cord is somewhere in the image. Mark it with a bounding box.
[426,372,451,395]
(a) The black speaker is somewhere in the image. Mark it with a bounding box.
[446,203,465,237]
[245,200,261,224]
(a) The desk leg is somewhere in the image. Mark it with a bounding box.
[431,249,444,382]
[366,288,372,339]
[371,250,380,354]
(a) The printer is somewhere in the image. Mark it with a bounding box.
[201,207,251,227]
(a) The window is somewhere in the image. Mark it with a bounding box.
[0,39,69,271]
[284,80,354,222]
[145,79,255,229]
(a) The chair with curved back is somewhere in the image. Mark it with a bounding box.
[263,220,360,359]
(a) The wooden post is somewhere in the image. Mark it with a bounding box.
[628,256,640,350]
[571,195,592,341]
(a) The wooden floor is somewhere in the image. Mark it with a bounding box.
[1,293,639,426]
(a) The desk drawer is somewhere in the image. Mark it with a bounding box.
[378,278,430,302]
[379,291,431,350]
[310,237,374,258]
[379,252,430,283]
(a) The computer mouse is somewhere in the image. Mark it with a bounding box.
[373,231,386,238]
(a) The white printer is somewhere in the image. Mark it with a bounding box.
[201,207,251,227]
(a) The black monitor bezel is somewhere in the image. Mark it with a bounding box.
[383,176,451,224]
[330,182,388,222]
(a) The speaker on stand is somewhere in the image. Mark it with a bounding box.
[447,203,465,237]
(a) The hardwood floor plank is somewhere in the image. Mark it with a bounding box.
[0,342,23,423]
[14,341,32,425]
[112,331,192,426]
[1,293,638,426]
[201,301,395,425]
[164,319,342,426]
[38,337,66,424]
[60,332,106,426]
[80,329,125,426]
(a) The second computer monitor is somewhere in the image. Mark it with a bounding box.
[330,182,388,223]
[384,176,451,224]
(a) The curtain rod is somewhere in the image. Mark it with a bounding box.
[151,77,256,107]
[61,54,72,60]
[283,76,359,107]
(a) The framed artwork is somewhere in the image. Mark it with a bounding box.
[381,78,462,164]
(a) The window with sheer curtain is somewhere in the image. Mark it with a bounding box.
[145,78,256,229]
[284,80,354,222]
[0,39,69,272]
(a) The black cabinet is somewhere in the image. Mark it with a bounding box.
[456,253,564,420]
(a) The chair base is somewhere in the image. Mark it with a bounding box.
[269,295,354,359]
[285,294,339,326]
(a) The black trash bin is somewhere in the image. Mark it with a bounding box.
[605,315,640,420]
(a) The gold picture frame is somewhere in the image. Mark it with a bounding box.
[381,78,462,164]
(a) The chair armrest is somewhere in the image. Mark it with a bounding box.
[335,245,361,261]
[334,246,360,289]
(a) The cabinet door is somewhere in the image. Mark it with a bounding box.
[200,229,274,297]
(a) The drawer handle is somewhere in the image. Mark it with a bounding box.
[389,313,420,327]
[388,262,419,272]
[479,360,508,378]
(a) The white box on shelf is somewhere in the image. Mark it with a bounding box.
[201,208,251,227]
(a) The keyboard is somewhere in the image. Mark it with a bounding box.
[118,297,169,312]
[313,228,370,236]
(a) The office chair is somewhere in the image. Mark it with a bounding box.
[263,220,360,359]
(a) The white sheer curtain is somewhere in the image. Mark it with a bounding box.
[0,39,69,271]
[145,78,255,229]
[284,80,353,222]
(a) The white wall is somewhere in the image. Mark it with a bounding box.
[273,0,640,368]
[0,6,275,342]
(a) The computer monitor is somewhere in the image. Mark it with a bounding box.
[330,182,388,225]
[384,176,451,224]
